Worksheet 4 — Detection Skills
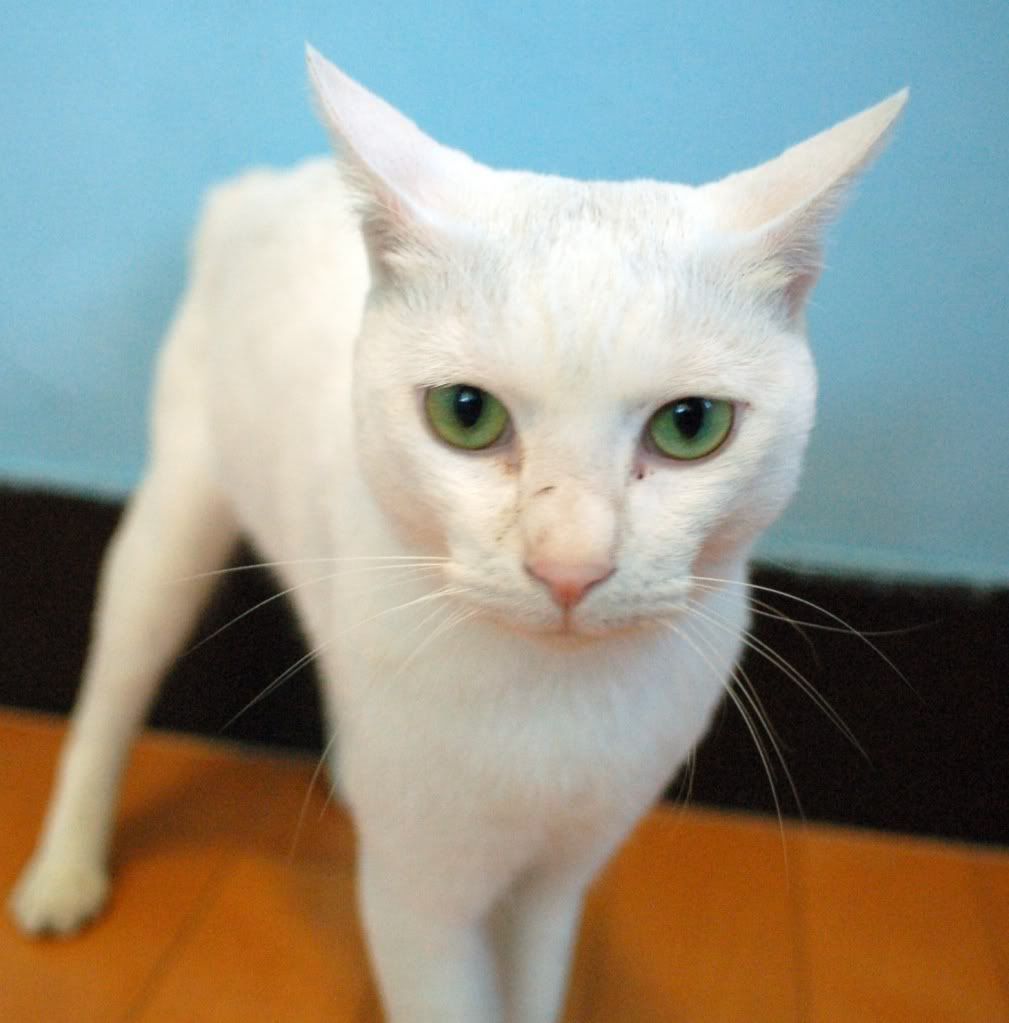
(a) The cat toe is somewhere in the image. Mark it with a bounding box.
[8,855,109,937]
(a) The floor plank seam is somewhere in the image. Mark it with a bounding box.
[788,834,814,1023]
[119,849,236,1023]
[5,712,1009,1022]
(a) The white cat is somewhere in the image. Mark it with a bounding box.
[10,45,905,1023]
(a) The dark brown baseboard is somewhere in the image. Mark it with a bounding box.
[3,485,1006,845]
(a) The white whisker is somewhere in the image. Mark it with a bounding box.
[676,611,802,815]
[344,585,468,636]
[183,562,446,658]
[220,584,463,735]
[303,597,479,841]
[178,553,450,583]
[221,637,334,734]
[686,595,867,760]
[394,605,480,680]
[695,582,932,640]
[743,593,821,664]
[689,574,916,697]
[668,618,792,874]
[287,725,342,864]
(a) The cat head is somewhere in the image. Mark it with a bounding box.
[307,46,906,639]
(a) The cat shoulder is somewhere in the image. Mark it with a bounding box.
[189,157,359,273]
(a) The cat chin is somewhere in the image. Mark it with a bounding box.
[542,620,658,647]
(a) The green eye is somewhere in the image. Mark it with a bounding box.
[425,384,510,450]
[647,397,734,460]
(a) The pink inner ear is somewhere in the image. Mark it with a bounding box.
[780,266,819,321]
[703,89,907,318]
[703,89,907,236]
[765,205,831,317]
[306,45,487,229]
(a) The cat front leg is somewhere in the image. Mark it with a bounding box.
[491,870,587,1023]
[10,422,236,934]
[357,847,504,1023]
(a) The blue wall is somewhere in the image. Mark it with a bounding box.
[2,2,1007,584]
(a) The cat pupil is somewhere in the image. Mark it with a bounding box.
[674,398,707,439]
[454,387,485,429]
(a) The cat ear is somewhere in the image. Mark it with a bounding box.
[703,89,908,320]
[306,45,487,273]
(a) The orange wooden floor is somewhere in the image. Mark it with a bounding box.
[1,709,1006,1022]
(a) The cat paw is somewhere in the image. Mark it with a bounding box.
[8,854,109,936]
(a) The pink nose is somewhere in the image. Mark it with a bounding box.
[524,558,615,610]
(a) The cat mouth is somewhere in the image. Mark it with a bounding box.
[548,610,593,639]
[537,605,663,643]
[447,564,681,640]
[480,602,618,643]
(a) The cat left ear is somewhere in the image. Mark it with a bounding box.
[704,89,909,320]
[306,45,487,273]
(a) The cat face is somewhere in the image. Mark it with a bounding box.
[307,46,904,638]
[352,179,817,636]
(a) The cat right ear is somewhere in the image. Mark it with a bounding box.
[702,89,908,322]
[306,45,486,274]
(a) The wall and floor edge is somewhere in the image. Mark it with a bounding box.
[3,484,1007,847]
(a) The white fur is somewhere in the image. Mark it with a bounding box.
[10,46,905,1023]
